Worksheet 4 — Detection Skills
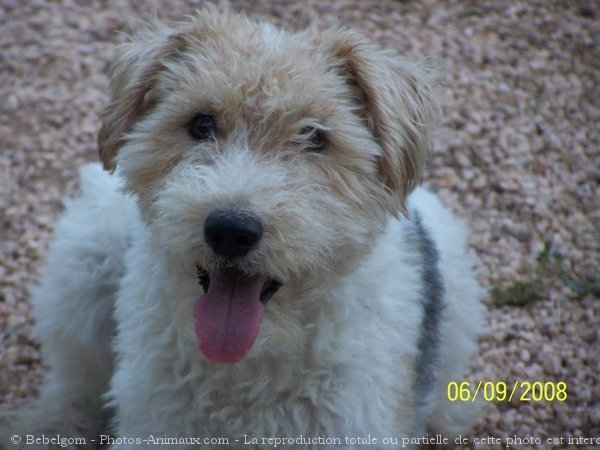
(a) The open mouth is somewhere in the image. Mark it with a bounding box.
[194,264,282,363]
[196,265,282,304]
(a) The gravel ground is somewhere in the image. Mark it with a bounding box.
[1,1,598,449]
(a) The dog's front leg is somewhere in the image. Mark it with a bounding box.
[0,165,132,449]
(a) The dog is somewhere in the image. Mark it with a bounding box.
[0,7,484,449]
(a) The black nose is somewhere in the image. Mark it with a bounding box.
[204,212,263,258]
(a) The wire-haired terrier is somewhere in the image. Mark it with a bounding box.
[1,6,484,449]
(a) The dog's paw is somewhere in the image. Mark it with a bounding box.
[0,406,97,450]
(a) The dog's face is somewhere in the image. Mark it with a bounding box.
[98,8,439,363]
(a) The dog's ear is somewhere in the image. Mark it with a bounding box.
[98,25,185,172]
[319,29,441,215]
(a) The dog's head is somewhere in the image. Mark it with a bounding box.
[98,7,440,363]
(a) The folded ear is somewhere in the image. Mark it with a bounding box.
[97,24,185,172]
[319,29,441,215]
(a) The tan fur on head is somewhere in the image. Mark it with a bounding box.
[97,24,186,172]
[98,7,440,215]
[317,28,441,214]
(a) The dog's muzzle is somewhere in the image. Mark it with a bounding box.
[194,210,281,364]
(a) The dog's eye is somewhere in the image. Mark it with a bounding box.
[188,114,217,141]
[300,126,327,153]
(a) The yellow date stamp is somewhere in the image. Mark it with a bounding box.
[447,381,568,402]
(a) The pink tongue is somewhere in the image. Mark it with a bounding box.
[194,268,267,363]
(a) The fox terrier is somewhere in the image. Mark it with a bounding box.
[1,7,484,449]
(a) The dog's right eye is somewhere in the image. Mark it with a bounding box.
[298,126,327,153]
[188,114,217,141]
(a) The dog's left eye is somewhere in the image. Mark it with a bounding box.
[299,126,327,153]
[188,114,218,141]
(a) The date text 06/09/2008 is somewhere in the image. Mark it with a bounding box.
[447,380,567,402]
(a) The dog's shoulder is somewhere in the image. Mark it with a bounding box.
[44,162,139,280]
